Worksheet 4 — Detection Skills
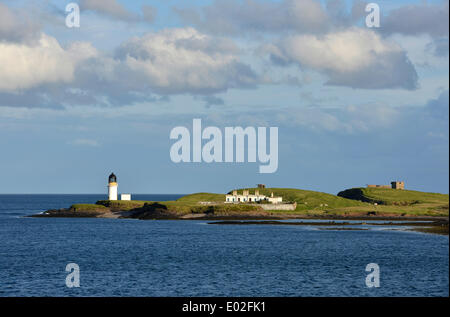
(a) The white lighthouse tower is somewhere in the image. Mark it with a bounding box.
[108,173,118,200]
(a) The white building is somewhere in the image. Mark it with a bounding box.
[121,194,131,201]
[267,192,282,204]
[108,173,118,200]
[107,173,132,201]
[225,189,282,204]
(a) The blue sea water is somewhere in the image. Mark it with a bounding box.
[0,194,448,297]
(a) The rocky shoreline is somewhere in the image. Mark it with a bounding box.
[30,206,449,235]
[207,219,449,235]
[31,206,448,220]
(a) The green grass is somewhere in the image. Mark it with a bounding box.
[336,187,449,216]
[95,189,368,213]
[229,188,368,211]
[176,192,225,203]
[40,203,110,217]
[96,200,150,211]
[70,204,109,212]
[90,187,448,217]
[338,187,448,205]
[95,193,259,215]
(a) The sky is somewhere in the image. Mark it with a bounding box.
[0,0,448,195]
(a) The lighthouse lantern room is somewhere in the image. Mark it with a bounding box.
[108,173,118,200]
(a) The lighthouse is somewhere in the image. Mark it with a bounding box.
[108,173,118,200]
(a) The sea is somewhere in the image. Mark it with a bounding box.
[0,194,448,297]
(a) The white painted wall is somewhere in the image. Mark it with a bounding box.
[108,184,118,200]
[260,203,295,210]
[121,194,131,201]
[225,193,284,203]
[268,197,283,204]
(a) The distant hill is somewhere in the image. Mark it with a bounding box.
[337,187,449,216]
[180,188,368,211]
[176,192,225,203]
[41,187,448,218]
[337,187,448,205]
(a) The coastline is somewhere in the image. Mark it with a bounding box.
[30,208,449,235]
[29,187,449,234]
[31,206,449,221]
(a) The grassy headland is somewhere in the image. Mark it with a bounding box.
[229,187,367,211]
[337,187,449,217]
[35,187,448,221]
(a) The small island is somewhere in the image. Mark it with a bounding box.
[32,174,449,234]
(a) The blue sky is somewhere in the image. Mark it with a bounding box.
[0,0,448,194]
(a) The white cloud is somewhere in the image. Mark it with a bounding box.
[0,34,97,93]
[113,28,258,94]
[267,28,418,89]
[0,27,259,107]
